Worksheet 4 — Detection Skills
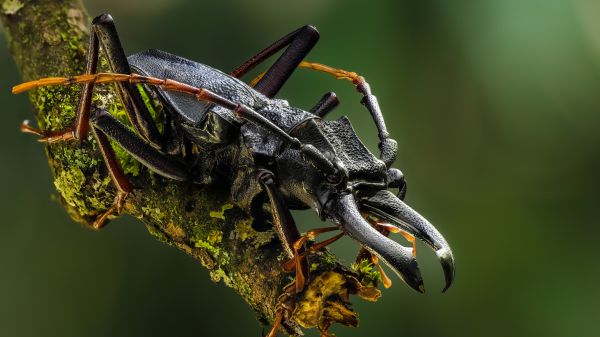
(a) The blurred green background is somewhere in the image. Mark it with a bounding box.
[1,0,599,336]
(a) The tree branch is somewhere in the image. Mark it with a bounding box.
[1,0,381,335]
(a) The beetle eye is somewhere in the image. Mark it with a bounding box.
[386,168,407,199]
[386,168,404,188]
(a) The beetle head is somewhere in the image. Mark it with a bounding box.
[278,117,455,293]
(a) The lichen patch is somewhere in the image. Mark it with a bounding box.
[2,0,24,15]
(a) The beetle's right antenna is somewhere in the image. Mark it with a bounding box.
[295,61,398,168]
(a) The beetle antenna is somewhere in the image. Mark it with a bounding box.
[14,73,342,179]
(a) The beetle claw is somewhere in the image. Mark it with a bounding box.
[360,190,455,292]
[331,194,425,293]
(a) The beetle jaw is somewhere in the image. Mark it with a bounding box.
[321,190,455,293]
[325,193,425,293]
[359,190,456,292]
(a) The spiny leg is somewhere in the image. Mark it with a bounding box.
[230,25,320,98]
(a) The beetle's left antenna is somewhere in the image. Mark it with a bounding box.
[13,72,343,180]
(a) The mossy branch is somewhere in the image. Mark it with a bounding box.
[1,1,381,335]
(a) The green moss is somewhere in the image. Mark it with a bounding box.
[233,217,274,248]
[194,229,229,266]
[232,272,253,300]
[30,86,79,131]
[209,203,234,220]
[206,229,223,245]
[209,267,233,287]
[351,259,382,287]
[53,167,112,217]
[320,251,338,267]
[142,206,167,223]
[2,0,24,15]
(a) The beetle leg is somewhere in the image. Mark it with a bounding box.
[283,229,344,272]
[266,282,297,337]
[85,109,189,228]
[86,14,162,146]
[91,109,189,181]
[230,25,320,98]
[369,254,393,289]
[256,170,311,292]
[257,169,310,336]
[88,121,133,229]
[309,92,340,118]
[288,226,340,292]
[20,120,75,143]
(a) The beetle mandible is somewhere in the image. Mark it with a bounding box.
[14,14,455,337]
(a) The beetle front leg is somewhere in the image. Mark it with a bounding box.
[256,169,306,278]
[257,169,306,336]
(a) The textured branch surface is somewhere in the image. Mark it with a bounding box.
[1,0,381,334]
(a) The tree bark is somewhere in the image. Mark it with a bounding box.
[1,0,381,335]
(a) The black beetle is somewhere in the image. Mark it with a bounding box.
[14,14,455,337]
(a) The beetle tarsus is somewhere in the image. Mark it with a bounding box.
[266,282,297,337]
[20,120,76,143]
[92,190,129,230]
